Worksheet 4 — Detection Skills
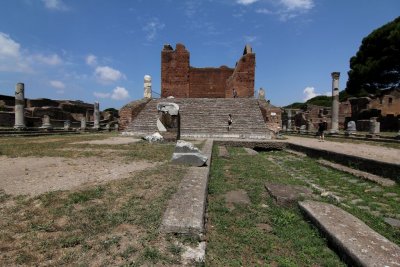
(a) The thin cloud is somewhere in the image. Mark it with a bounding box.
[0,32,31,72]
[49,80,65,89]
[111,86,130,100]
[244,35,257,43]
[93,86,130,101]
[42,0,69,11]
[31,53,63,65]
[142,18,165,41]
[236,0,259,5]
[86,54,97,66]
[95,66,124,83]
[280,0,314,11]
[303,86,330,101]
[256,8,273,14]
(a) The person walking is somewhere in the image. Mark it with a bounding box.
[227,114,233,131]
[318,119,327,141]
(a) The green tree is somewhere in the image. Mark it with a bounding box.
[346,16,400,96]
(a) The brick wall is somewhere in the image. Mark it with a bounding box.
[189,67,233,98]
[118,98,151,130]
[225,53,255,98]
[161,44,190,98]
[161,43,255,98]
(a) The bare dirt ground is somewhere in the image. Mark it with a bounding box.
[71,136,141,145]
[285,136,400,164]
[0,155,159,196]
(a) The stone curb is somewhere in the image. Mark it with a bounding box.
[299,200,400,267]
[160,139,213,237]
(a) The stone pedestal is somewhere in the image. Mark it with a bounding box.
[81,117,86,131]
[330,72,340,134]
[367,117,380,138]
[14,83,26,130]
[144,75,152,99]
[345,120,357,136]
[64,120,71,130]
[40,115,52,130]
[93,102,100,130]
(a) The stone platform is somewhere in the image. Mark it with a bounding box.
[299,200,400,267]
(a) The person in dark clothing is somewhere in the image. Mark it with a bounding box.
[232,88,238,98]
[228,114,233,131]
[318,119,327,141]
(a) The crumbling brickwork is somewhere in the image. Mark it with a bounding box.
[118,98,152,130]
[161,43,255,98]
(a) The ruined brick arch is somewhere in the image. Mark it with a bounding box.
[161,43,255,98]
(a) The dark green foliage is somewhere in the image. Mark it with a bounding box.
[347,16,400,96]
[103,107,119,118]
[283,102,306,109]
[306,95,331,107]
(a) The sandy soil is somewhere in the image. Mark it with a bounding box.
[0,156,159,196]
[71,136,142,145]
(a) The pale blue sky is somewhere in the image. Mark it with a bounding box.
[0,0,399,109]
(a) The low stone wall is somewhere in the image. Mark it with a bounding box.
[287,143,399,182]
[118,98,151,130]
[214,140,286,151]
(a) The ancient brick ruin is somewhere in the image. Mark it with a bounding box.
[161,43,255,98]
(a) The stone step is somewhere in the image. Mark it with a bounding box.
[299,200,400,267]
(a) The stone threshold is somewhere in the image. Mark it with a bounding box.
[299,200,400,267]
[160,139,213,237]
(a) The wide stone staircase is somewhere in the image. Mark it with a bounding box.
[124,98,271,139]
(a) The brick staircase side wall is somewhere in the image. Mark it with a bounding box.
[118,98,152,131]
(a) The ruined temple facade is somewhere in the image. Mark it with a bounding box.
[161,43,255,98]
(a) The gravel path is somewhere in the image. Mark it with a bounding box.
[285,136,400,165]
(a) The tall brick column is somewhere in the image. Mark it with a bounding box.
[330,72,340,134]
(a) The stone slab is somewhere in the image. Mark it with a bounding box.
[218,146,230,158]
[244,147,258,155]
[299,200,400,267]
[171,153,208,167]
[160,139,213,236]
[318,159,396,187]
[265,182,312,206]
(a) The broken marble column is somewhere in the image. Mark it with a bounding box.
[258,88,265,100]
[14,82,26,129]
[345,121,357,135]
[40,115,52,130]
[80,117,86,131]
[93,102,100,130]
[330,72,340,134]
[114,123,119,131]
[144,75,152,99]
[171,140,208,167]
[64,120,71,130]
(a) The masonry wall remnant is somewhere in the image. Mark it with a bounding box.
[161,43,255,98]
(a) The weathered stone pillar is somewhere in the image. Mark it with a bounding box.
[287,109,292,131]
[93,102,100,130]
[330,72,340,134]
[81,117,86,131]
[14,82,26,129]
[144,75,152,98]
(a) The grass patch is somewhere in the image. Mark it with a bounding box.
[0,134,187,266]
[206,146,346,266]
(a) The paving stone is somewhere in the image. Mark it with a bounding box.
[265,182,312,206]
[350,199,363,205]
[299,200,400,267]
[357,206,371,211]
[383,192,398,197]
[218,146,230,159]
[365,186,383,193]
[243,147,258,155]
[384,218,400,228]
[348,179,359,184]
[256,223,273,232]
